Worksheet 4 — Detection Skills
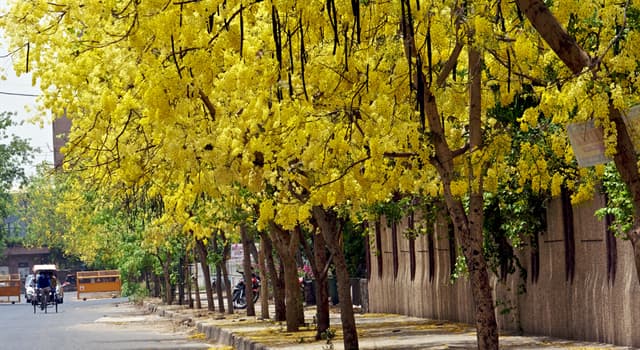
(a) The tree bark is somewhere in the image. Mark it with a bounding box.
[312,206,359,350]
[258,236,270,319]
[220,258,234,314]
[220,231,234,314]
[514,0,591,74]
[465,44,498,350]
[313,233,330,340]
[215,264,224,312]
[450,195,498,349]
[212,232,225,312]
[240,223,256,316]
[195,238,215,312]
[184,251,193,308]
[144,270,152,298]
[275,261,286,320]
[300,223,331,339]
[153,272,161,298]
[178,254,185,305]
[161,255,173,305]
[270,222,304,331]
[193,247,201,309]
[261,230,286,321]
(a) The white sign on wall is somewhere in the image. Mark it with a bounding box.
[567,120,611,167]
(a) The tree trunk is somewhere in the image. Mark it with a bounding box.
[212,232,225,312]
[513,0,591,74]
[220,231,234,314]
[275,261,286,320]
[312,206,359,350]
[153,272,161,298]
[449,195,498,349]
[162,256,173,305]
[221,258,234,314]
[215,264,224,312]
[270,222,304,331]
[258,236,270,319]
[399,3,499,348]
[300,222,331,339]
[469,45,499,350]
[240,223,256,316]
[196,238,215,312]
[144,270,152,297]
[261,230,286,321]
[314,273,330,338]
[515,0,640,284]
[193,247,202,309]
[178,255,185,305]
[610,108,640,282]
[184,253,193,308]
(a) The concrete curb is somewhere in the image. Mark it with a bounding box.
[147,302,266,350]
[197,322,267,350]
[146,301,638,350]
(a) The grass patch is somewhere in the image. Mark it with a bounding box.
[189,332,207,340]
[236,325,325,346]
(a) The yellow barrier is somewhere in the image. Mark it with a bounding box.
[76,270,121,299]
[0,274,21,303]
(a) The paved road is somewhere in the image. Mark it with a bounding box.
[0,295,216,350]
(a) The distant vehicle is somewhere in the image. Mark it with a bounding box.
[24,274,35,303]
[31,264,64,313]
[232,271,260,309]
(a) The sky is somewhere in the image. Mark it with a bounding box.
[0,32,54,177]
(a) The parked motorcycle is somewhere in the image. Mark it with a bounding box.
[232,271,260,309]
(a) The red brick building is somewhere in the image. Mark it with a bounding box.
[0,246,50,280]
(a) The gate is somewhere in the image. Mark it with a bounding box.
[0,274,21,303]
[76,270,121,299]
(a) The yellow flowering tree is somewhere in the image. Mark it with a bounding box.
[7,1,640,349]
[0,1,509,349]
[514,0,640,282]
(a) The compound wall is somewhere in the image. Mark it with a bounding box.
[367,194,640,347]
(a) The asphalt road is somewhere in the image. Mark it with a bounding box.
[0,295,216,350]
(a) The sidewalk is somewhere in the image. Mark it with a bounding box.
[146,299,637,350]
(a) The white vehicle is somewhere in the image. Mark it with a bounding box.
[24,274,35,303]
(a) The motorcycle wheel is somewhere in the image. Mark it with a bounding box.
[233,290,247,309]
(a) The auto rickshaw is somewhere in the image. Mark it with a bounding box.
[31,264,62,313]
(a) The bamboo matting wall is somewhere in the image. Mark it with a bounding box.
[367,194,640,347]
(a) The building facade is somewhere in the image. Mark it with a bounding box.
[0,246,50,279]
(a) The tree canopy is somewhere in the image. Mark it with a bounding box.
[4,1,640,349]
[0,111,35,249]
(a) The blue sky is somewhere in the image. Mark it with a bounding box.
[0,32,54,177]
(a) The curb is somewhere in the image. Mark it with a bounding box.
[197,321,267,350]
[148,302,267,350]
